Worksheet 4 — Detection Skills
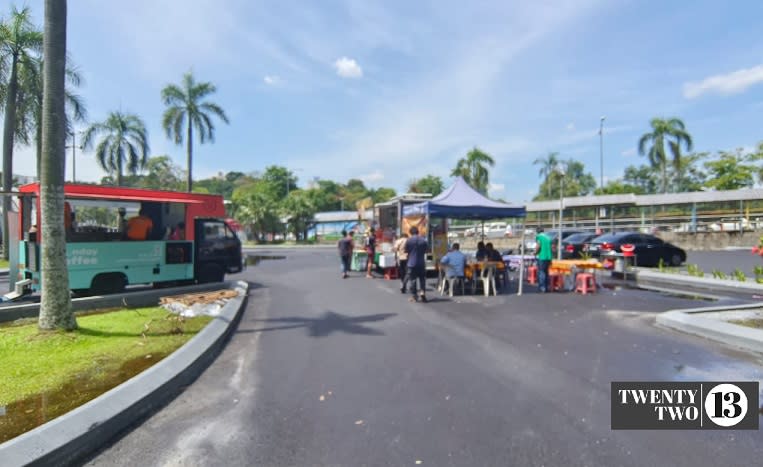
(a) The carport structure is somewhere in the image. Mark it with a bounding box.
[525,188,763,233]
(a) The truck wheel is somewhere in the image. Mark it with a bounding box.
[198,263,225,283]
[90,273,127,295]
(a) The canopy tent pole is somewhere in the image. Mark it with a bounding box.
[517,225,526,296]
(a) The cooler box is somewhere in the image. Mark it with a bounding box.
[378,253,396,268]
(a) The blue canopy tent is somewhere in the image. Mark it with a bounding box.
[402,177,526,219]
[402,177,529,296]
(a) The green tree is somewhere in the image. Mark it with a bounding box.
[671,152,707,192]
[534,159,596,200]
[703,148,762,190]
[138,156,184,190]
[407,174,444,196]
[82,111,149,186]
[594,180,645,195]
[370,187,396,203]
[281,189,316,240]
[623,164,659,194]
[38,0,75,330]
[161,71,229,192]
[232,181,281,240]
[637,117,693,193]
[0,5,42,259]
[451,147,495,194]
[532,152,560,199]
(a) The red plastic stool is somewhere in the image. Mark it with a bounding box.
[549,273,565,291]
[384,267,398,280]
[527,265,538,284]
[575,273,596,294]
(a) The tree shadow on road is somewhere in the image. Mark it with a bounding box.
[238,311,397,337]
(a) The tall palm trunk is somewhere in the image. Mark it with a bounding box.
[39,0,75,330]
[2,55,20,260]
[186,121,193,192]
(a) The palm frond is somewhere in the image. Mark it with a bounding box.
[199,101,229,124]
[161,84,186,106]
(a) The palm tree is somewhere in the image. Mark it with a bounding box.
[14,57,87,174]
[161,71,229,192]
[637,117,693,193]
[450,146,495,194]
[38,0,75,330]
[0,5,43,259]
[532,152,560,199]
[82,112,149,186]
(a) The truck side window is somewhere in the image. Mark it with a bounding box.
[203,221,227,240]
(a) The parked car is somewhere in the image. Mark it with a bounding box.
[583,232,686,267]
[485,222,508,238]
[546,229,587,257]
[517,228,537,253]
[559,232,599,259]
[708,217,753,232]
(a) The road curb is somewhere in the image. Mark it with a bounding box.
[637,269,763,298]
[656,303,763,354]
[0,282,232,323]
[0,280,249,467]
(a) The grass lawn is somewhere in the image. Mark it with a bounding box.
[730,318,763,329]
[0,307,211,441]
[0,258,8,269]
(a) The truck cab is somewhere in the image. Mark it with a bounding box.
[194,218,243,282]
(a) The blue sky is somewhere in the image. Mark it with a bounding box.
[13,0,763,201]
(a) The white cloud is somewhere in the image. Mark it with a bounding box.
[334,57,363,78]
[565,122,575,131]
[621,148,636,157]
[359,170,384,184]
[489,183,505,193]
[263,75,281,86]
[683,64,763,99]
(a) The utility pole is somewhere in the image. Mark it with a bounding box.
[65,131,79,182]
[599,116,606,190]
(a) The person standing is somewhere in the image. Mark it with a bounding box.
[365,227,377,278]
[405,226,429,302]
[393,233,409,293]
[535,227,553,292]
[338,230,354,279]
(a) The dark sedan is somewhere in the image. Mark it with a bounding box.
[559,232,599,259]
[583,232,686,267]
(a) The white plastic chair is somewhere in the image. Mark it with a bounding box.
[475,263,497,297]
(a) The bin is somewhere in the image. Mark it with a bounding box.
[351,251,368,271]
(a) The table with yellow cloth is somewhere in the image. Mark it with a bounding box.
[547,259,603,291]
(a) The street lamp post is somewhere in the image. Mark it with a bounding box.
[65,131,79,183]
[599,116,606,190]
[557,165,565,260]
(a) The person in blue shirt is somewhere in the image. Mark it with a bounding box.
[475,241,487,261]
[440,243,466,278]
[404,226,429,302]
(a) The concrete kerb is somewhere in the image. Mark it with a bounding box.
[0,282,229,323]
[656,303,763,355]
[0,280,250,467]
[636,269,763,298]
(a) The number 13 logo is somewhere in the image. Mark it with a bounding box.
[704,384,748,427]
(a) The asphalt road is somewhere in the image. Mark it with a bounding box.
[68,249,763,465]
[684,250,762,277]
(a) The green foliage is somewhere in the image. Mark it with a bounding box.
[712,269,727,280]
[637,117,693,194]
[686,263,704,277]
[733,268,747,282]
[81,111,149,186]
[408,174,444,196]
[370,187,397,203]
[281,189,316,239]
[451,147,495,195]
[658,257,665,272]
[161,71,229,191]
[533,159,596,201]
[703,147,761,191]
[753,266,763,284]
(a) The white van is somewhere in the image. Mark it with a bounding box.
[485,222,507,238]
